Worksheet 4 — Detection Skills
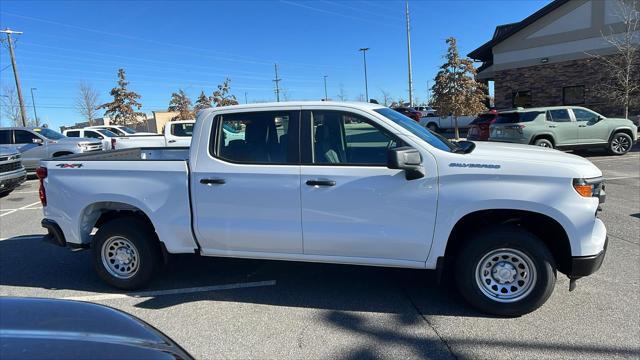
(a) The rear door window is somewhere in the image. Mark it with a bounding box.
[547,109,572,122]
[171,123,194,137]
[495,112,541,124]
[212,111,299,164]
[66,130,80,137]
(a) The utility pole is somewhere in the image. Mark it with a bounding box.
[1,28,28,126]
[405,2,414,107]
[273,63,281,102]
[244,92,248,104]
[30,87,39,126]
[323,75,328,101]
[358,48,369,102]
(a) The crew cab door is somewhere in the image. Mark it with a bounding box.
[299,108,438,263]
[166,122,193,147]
[191,109,303,254]
[13,130,47,170]
[545,109,578,146]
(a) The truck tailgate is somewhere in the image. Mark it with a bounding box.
[41,158,198,254]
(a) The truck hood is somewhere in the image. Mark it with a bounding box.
[462,141,601,179]
[54,137,101,145]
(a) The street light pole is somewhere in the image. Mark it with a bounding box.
[1,28,28,126]
[405,1,414,107]
[323,75,328,101]
[30,87,39,126]
[358,48,369,102]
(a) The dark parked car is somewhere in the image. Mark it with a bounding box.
[0,297,193,359]
[392,107,422,122]
[467,110,498,141]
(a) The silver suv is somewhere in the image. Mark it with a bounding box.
[0,127,103,171]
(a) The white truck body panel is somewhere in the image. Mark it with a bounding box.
[41,101,606,272]
[420,115,475,130]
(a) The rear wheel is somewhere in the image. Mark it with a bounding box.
[426,123,439,132]
[454,226,556,316]
[92,217,161,290]
[608,132,632,155]
[534,138,553,148]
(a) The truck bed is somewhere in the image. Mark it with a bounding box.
[41,146,197,254]
[53,147,190,161]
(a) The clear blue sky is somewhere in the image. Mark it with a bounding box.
[0,0,548,130]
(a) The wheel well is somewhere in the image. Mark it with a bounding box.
[80,202,156,245]
[530,134,554,146]
[609,128,634,142]
[426,122,438,129]
[444,209,571,274]
[52,151,73,157]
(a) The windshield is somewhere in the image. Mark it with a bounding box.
[33,128,65,140]
[97,129,118,137]
[374,108,456,152]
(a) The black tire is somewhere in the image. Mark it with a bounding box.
[534,138,553,148]
[608,132,632,155]
[454,226,556,317]
[92,217,161,290]
[426,123,439,132]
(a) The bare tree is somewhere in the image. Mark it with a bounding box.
[380,90,392,106]
[336,84,347,101]
[76,82,100,126]
[589,0,639,119]
[1,86,23,126]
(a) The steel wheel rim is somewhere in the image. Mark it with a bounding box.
[101,236,140,279]
[475,248,537,303]
[538,142,550,147]
[612,136,630,154]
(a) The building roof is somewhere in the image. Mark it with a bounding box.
[468,0,570,61]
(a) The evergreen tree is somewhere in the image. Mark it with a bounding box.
[212,78,238,107]
[193,90,212,113]
[97,69,145,126]
[168,89,194,120]
[430,37,487,139]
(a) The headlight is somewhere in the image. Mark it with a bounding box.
[573,177,604,198]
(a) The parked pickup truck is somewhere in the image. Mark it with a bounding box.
[419,114,475,132]
[0,146,26,196]
[102,120,195,149]
[38,101,608,316]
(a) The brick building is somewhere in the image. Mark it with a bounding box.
[469,0,639,118]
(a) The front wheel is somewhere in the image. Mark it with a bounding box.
[455,226,556,316]
[534,138,553,148]
[608,132,632,155]
[92,217,161,290]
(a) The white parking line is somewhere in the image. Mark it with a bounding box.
[0,201,42,217]
[63,280,277,302]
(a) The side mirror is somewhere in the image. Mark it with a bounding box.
[32,138,44,145]
[387,147,425,180]
[597,115,604,121]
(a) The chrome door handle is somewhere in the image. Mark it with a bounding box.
[306,179,336,187]
[548,125,557,128]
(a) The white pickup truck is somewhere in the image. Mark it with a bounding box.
[38,101,607,316]
[91,120,196,149]
[420,114,475,132]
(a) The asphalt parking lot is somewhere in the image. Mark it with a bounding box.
[1,147,638,359]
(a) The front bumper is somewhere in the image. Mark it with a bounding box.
[0,169,27,192]
[568,236,608,278]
